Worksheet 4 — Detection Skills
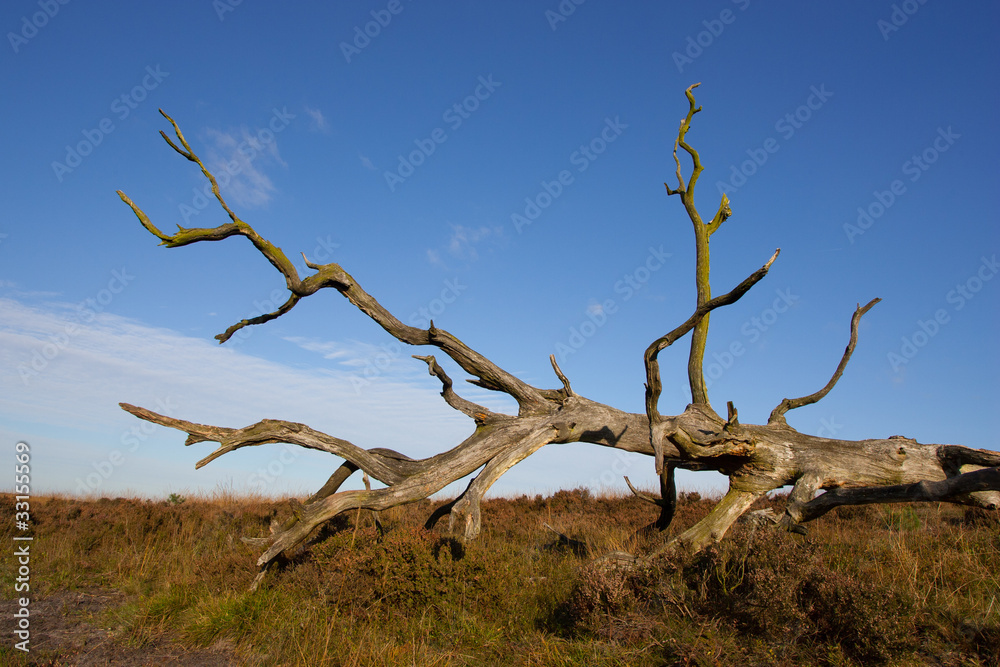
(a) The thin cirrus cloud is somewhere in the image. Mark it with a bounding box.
[304,106,330,133]
[0,295,681,498]
[0,296,484,493]
[203,125,287,208]
[428,224,505,268]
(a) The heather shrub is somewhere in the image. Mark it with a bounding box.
[798,567,916,663]
[310,525,506,614]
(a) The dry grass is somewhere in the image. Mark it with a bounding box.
[1,488,997,665]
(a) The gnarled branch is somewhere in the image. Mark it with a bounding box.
[118,113,553,417]
[791,466,1000,523]
[117,91,1000,590]
[644,249,779,472]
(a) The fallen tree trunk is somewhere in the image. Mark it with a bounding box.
[117,88,999,588]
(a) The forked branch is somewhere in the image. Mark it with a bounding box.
[664,83,704,198]
[117,111,553,416]
[118,402,418,482]
[644,249,779,472]
[663,84,739,407]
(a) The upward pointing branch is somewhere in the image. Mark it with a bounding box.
[645,249,780,472]
[664,84,738,407]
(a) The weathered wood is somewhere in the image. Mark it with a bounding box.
[792,466,1000,523]
[117,95,999,587]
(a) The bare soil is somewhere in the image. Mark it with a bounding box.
[1,589,238,666]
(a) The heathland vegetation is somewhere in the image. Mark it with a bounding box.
[2,489,997,665]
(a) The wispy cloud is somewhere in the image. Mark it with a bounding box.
[429,224,505,268]
[304,106,330,133]
[283,336,418,372]
[203,125,287,208]
[359,153,377,171]
[0,297,485,496]
[0,297,688,498]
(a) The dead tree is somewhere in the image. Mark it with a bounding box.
[117,84,999,588]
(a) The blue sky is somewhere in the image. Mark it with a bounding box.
[2,0,997,501]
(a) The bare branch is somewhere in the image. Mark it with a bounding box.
[660,84,723,407]
[626,466,678,531]
[413,354,496,421]
[650,488,762,558]
[664,83,704,197]
[116,191,174,244]
[664,137,685,196]
[792,467,1000,523]
[768,298,881,425]
[549,354,574,397]
[118,402,418,483]
[444,424,559,541]
[647,248,782,381]
[158,109,242,225]
[624,476,665,507]
[724,401,739,430]
[655,464,678,530]
[644,249,779,470]
[118,112,554,415]
[217,293,301,343]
